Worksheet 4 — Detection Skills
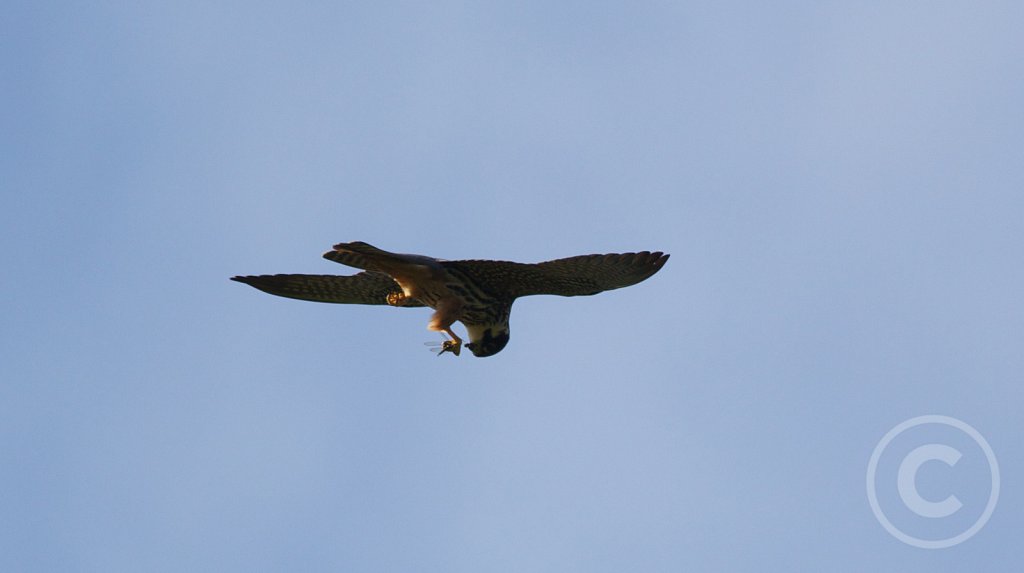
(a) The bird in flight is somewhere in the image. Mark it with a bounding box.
[231,241,669,357]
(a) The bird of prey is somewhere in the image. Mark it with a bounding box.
[231,241,669,358]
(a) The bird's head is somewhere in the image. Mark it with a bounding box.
[464,323,510,357]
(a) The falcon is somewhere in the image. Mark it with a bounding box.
[231,241,669,357]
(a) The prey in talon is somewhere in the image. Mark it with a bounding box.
[438,339,461,357]
[425,338,462,357]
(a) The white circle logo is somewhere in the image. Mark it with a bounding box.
[866,415,1000,549]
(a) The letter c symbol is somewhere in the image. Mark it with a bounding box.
[897,444,963,519]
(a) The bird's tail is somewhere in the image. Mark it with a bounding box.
[322,241,404,271]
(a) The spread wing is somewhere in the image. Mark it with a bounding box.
[230,272,424,306]
[443,251,669,300]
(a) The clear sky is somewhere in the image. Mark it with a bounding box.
[3,2,1022,571]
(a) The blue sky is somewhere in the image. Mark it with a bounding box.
[3,2,1022,571]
